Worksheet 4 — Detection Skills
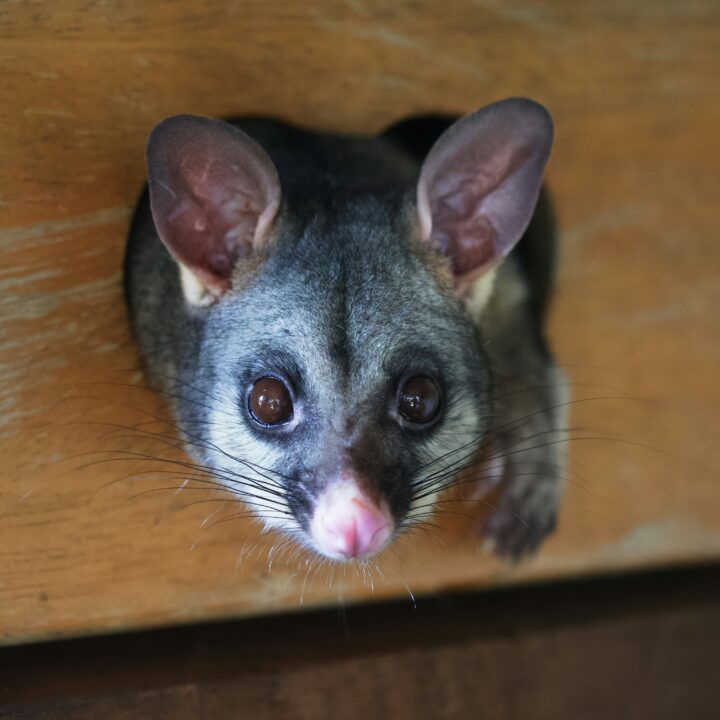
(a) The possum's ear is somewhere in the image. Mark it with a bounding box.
[417,98,553,289]
[147,115,281,304]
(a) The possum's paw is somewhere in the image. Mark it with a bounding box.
[480,476,560,561]
[479,369,569,560]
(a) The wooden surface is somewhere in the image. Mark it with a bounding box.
[1,1,719,645]
[3,568,720,719]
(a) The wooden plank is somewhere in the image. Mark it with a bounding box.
[1,0,719,644]
[2,568,720,719]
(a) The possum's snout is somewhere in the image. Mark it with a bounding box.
[309,479,393,560]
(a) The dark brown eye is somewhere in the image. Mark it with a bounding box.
[248,376,293,426]
[398,375,441,424]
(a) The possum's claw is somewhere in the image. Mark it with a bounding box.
[481,481,559,561]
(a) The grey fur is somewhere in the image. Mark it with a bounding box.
[124,113,567,560]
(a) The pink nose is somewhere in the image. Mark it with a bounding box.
[310,484,392,560]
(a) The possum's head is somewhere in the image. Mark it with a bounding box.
[145,99,553,560]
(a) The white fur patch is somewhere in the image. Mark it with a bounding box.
[205,389,295,532]
[406,394,484,524]
[179,264,216,307]
[464,267,498,320]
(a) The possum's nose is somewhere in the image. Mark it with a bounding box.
[310,481,392,560]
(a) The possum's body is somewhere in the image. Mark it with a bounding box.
[125,100,566,560]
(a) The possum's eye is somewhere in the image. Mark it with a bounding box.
[398,375,441,424]
[248,376,293,426]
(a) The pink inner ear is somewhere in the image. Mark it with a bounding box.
[417,98,553,285]
[147,115,281,296]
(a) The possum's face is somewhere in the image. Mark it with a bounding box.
[145,100,552,559]
[197,201,492,559]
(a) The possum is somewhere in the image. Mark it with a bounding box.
[123,98,567,562]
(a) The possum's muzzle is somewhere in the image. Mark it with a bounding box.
[308,475,393,560]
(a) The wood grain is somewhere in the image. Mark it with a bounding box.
[1,0,719,644]
[3,569,720,719]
